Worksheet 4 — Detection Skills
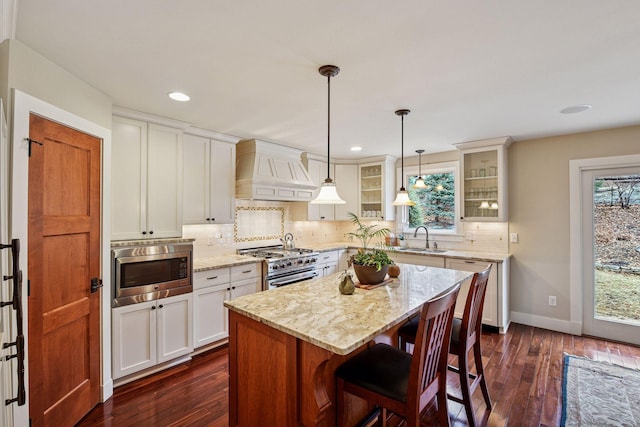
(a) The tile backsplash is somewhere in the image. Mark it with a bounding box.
[183,200,509,259]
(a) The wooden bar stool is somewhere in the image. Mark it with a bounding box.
[335,284,460,427]
[397,266,492,427]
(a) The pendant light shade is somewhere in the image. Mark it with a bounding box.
[392,109,415,206]
[412,149,427,189]
[311,65,346,205]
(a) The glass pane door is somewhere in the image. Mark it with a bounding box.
[582,166,640,345]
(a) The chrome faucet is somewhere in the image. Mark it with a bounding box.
[414,225,430,249]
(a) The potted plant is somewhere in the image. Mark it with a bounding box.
[345,212,394,284]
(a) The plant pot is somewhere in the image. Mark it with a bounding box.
[353,264,389,285]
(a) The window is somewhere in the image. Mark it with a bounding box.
[399,162,460,235]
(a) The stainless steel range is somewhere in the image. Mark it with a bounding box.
[238,245,319,290]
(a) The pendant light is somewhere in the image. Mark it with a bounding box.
[311,65,346,205]
[392,109,415,206]
[412,149,427,189]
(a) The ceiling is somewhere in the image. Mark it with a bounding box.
[14,1,640,158]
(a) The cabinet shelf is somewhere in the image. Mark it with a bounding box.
[464,175,497,181]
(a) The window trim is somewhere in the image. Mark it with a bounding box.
[396,160,462,237]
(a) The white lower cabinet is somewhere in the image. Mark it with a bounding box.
[316,250,339,277]
[445,258,509,332]
[193,263,261,349]
[112,293,193,379]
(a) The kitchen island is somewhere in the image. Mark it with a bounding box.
[224,263,473,427]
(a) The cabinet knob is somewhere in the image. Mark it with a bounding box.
[206,218,210,221]
[231,286,236,290]
[142,231,147,235]
[149,231,154,235]
[226,287,231,291]
[158,304,163,308]
[151,306,156,310]
[211,218,215,222]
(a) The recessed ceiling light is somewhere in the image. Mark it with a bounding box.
[350,146,362,152]
[168,91,190,102]
[560,104,591,114]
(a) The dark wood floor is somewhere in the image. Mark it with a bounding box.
[76,323,640,427]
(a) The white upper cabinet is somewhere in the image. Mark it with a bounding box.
[291,155,335,221]
[358,156,396,221]
[455,137,512,222]
[112,116,183,240]
[183,134,235,224]
[334,163,359,220]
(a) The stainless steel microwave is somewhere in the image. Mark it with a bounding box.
[112,242,193,307]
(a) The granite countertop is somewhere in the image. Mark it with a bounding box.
[389,247,511,262]
[307,241,510,262]
[224,263,472,355]
[193,255,262,272]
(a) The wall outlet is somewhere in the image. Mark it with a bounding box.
[465,232,476,241]
[548,295,557,306]
[510,232,519,243]
[207,235,215,246]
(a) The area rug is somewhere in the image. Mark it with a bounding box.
[561,354,640,426]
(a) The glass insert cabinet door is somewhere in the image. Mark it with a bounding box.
[463,150,499,219]
[457,138,510,222]
[360,164,383,219]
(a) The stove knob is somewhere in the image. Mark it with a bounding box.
[272,265,278,270]
[286,261,292,266]
[279,263,287,269]
[310,258,317,263]
[297,259,304,264]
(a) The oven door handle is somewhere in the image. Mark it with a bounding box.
[270,270,319,287]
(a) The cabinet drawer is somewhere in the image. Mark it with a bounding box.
[193,268,230,289]
[317,250,338,264]
[231,263,260,281]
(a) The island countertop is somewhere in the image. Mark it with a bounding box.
[224,263,472,355]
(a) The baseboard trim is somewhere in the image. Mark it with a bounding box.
[101,378,114,402]
[510,311,582,335]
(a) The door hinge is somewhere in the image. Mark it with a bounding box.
[25,138,43,157]
[91,277,103,293]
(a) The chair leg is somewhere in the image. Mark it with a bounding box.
[473,341,492,410]
[437,382,451,427]
[378,407,387,427]
[457,351,476,427]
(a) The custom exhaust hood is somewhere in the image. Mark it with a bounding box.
[235,139,317,201]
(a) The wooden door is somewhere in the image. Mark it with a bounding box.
[28,114,101,426]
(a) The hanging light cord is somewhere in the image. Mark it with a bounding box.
[399,112,406,190]
[326,71,331,182]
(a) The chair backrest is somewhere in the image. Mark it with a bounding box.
[408,284,460,413]
[461,265,492,344]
